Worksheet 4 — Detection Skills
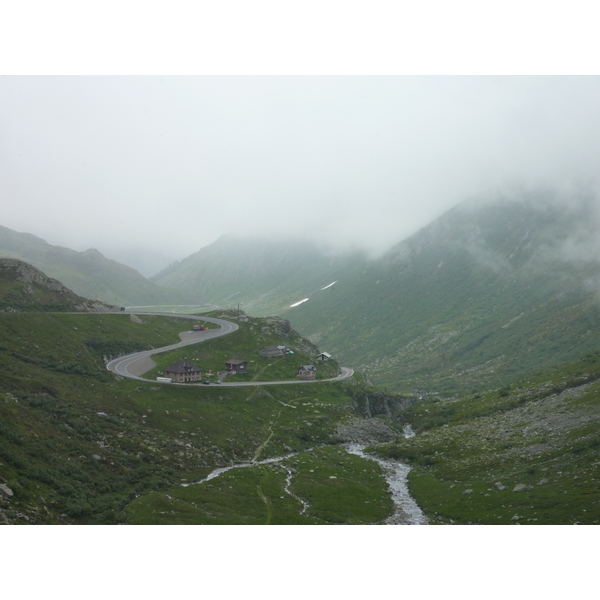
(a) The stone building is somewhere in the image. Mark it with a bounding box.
[298,364,317,380]
[164,359,202,383]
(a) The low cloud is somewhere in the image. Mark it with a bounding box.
[1,77,600,273]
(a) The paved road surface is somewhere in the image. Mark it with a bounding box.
[105,312,354,386]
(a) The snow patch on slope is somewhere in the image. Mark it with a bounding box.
[290,298,309,308]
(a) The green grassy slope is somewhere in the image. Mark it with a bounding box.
[0,300,401,525]
[151,235,368,315]
[143,311,341,382]
[372,351,600,524]
[284,194,600,393]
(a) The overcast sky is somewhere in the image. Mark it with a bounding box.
[1,76,600,275]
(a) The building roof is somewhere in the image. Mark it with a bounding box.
[226,359,247,365]
[261,345,281,351]
[300,364,316,371]
[318,352,332,358]
[165,359,201,374]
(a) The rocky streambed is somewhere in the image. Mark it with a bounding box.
[344,442,427,525]
[336,417,427,525]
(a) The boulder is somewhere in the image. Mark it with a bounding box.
[463,489,473,495]
[0,484,14,498]
[537,478,549,485]
[513,483,527,492]
[493,482,506,490]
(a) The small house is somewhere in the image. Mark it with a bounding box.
[225,359,248,374]
[259,345,285,358]
[316,352,332,361]
[164,359,202,383]
[298,364,317,380]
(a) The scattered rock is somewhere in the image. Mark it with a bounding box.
[493,482,506,490]
[511,514,520,521]
[335,417,397,444]
[0,484,14,498]
[538,478,549,485]
[463,489,473,495]
[513,483,528,492]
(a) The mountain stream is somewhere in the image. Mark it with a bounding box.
[183,428,427,524]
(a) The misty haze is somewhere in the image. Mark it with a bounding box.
[2,77,600,274]
[2,76,600,528]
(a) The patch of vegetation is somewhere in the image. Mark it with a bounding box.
[127,445,393,525]
[143,312,341,383]
[0,309,396,525]
[281,198,600,395]
[371,353,600,524]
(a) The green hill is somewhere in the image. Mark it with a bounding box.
[0,258,116,313]
[372,350,600,524]
[282,192,600,393]
[151,235,368,315]
[150,191,600,395]
[0,224,194,307]
[0,263,409,525]
[2,261,598,525]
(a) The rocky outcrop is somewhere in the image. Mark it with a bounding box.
[2,258,70,290]
[335,417,398,445]
[261,316,320,354]
[0,258,116,312]
[0,484,14,498]
[348,386,419,421]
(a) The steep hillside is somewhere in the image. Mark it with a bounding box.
[283,192,600,393]
[0,259,116,312]
[0,277,409,525]
[2,261,597,525]
[151,235,368,315]
[0,224,193,306]
[373,351,600,525]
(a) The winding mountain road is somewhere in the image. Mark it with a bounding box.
[105,312,354,386]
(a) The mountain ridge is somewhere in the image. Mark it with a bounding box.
[0,223,194,306]
[0,258,116,313]
[147,191,600,394]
